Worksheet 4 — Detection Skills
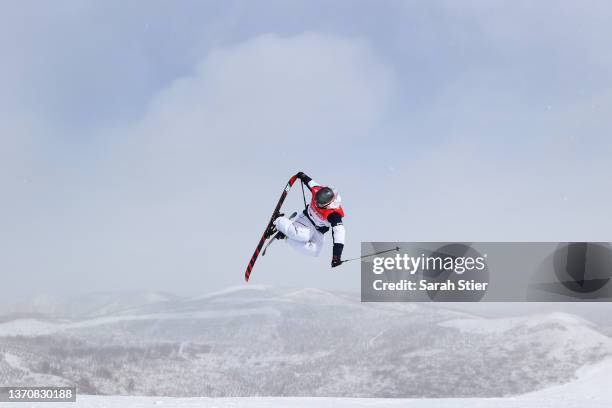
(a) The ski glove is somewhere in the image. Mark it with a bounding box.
[331,256,343,268]
[295,171,313,185]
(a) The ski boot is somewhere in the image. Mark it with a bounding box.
[261,212,297,256]
[273,231,287,240]
[267,212,297,240]
[265,213,285,239]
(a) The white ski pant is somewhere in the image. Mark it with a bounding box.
[274,213,324,257]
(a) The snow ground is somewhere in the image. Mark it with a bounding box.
[20,394,609,408]
[23,359,611,408]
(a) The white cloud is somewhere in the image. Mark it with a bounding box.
[135,33,392,154]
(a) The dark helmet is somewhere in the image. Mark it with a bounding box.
[315,187,335,208]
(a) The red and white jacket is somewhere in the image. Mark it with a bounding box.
[299,174,346,258]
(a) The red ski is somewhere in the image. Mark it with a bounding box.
[244,175,298,282]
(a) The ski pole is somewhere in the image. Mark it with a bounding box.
[301,180,308,210]
[341,246,401,264]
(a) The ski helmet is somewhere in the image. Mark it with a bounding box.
[315,187,335,208]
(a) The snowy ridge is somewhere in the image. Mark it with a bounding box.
[439,312,612,362]
[1,286,611,399]
[528,356,612,398]
[282,288,357,305]
[438,312,598,334]
[190,285,276,301]
[0,308,282,336]
[0,292,178,320]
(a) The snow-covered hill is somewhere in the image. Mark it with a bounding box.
[1,287,610,398]
[21,357,612,408]
[0,291,178,320]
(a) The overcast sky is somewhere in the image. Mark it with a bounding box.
[2,1,612,303]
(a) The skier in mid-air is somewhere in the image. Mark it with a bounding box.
[270,172,345,268]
